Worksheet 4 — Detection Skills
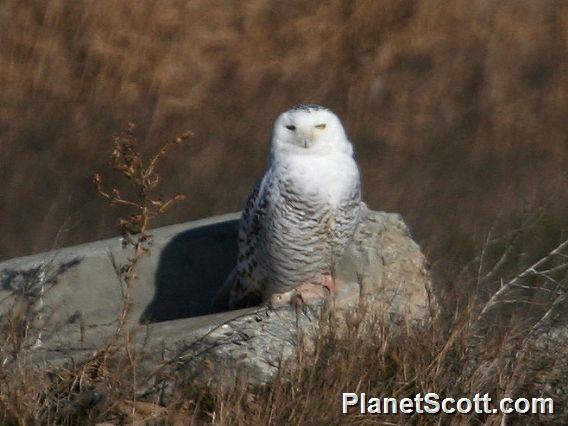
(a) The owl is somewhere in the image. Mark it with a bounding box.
[214,104,362,309]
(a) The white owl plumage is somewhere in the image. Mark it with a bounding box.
[214,104,362,309]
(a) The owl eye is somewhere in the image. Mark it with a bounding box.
[285,125,296,131]
[315,123,326,129]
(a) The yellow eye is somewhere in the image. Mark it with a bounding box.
[315,123,326,129]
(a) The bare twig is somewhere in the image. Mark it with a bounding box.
[92,123,190,337]
[477,238,568,322]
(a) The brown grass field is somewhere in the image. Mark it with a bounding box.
[0,0,568,424]
[1,0,567,268]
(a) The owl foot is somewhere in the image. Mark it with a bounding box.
[268,273,336,308]
[319,273,337,294]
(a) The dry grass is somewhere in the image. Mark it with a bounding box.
[0,0,567,268]
[1,158,567,424]
[1,0,568,424]
[0,231,567,423]
[0,124,191,424]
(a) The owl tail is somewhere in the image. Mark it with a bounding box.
[212,268,263,310]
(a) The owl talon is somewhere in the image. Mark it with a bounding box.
[268,273,338,309]
[320,273,336,294]
[268,290,294,308]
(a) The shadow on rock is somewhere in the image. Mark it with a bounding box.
[140,219,240,323]
[0,258,82,300]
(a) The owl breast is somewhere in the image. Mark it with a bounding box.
[260,152,361,295]
[290,151,359,202]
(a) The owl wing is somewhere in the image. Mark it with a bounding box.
[330,178,362,260]
[213,175,271,309]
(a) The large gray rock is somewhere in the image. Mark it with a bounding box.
[0,206,433,386]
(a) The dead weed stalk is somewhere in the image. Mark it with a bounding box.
[92,122,190,337]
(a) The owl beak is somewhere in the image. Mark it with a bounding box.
[303,139,308,148]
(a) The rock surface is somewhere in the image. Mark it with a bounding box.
[0,206,433,386]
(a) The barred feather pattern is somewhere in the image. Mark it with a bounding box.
[222,164,361,308]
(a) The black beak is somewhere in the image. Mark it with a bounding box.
[304,140,308,148]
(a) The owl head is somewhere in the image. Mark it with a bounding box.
[269,104,353,160]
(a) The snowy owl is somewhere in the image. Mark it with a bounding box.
[214,104,362,309]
